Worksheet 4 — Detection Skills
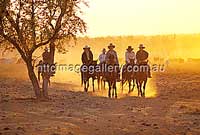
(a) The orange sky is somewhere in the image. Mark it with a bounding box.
[82,0,200,37]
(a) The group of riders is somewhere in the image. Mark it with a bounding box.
[81,43,152,80]
[81,43,151,97]
[36,43,151,98]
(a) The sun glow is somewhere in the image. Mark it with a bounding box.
[83,0,200,37]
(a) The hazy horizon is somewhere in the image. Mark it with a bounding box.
[79,33,200,38]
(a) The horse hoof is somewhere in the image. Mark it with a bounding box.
[84,88,87,92]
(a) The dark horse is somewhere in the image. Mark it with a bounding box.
[81,60,98,92]
[121,59,136,93]
[105,54,118,98]
[135,63,148,97]
[97,62,106,90]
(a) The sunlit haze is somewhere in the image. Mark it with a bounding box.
[83,0,200,37]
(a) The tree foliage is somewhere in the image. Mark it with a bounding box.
[0,0,87,59]
[0,0,87,98]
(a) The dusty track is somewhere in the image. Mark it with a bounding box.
[0,64,200,135]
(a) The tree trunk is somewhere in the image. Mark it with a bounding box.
[41,42,55,98]
[49,42,55,64]
[42,76,49,98]
[26,59,41,99]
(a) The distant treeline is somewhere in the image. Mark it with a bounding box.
[1,34,200,63]
[73,34,200,59]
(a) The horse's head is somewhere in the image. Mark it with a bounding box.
[91,60,98,66]
[108,54,115,65]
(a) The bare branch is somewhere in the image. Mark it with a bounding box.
[0,28,27,61]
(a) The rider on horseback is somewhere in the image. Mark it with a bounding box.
[81,45,94,82]
[81,45,93,66]
[125,46,136,65]
[98,48,107,81]
[81,45,96,92]
[105,43,120,81]
[136,44,152,78]
[99,48,106,64]
[105,43,119,64]
[123,46,136,75]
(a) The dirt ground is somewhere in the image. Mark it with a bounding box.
[0,64,200,135]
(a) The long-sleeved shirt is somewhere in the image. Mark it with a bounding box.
[99,53,106,63]
[105,50,119,64]
[125,51,135,64]
[81,50,93,65]
[136,50,149,63]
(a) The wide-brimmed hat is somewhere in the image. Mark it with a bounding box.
[83,45,90,49]
[108,43,115,48]
[139,44,145,49]
[102,48,106,52]
[127,46,133,51]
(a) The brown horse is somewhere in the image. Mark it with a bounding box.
[121,59,136,93]
[81,60,98,92]
[135,64,148,97]
[105,54,118,98]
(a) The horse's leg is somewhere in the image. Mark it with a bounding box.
[121,81,124,92]
[121,79,125,93]
[81,72,83,86]
[143,79,147,97]
[100,77,103,90]
[92,78,95,92]
[111,82,114,97]
[121,74,124,92]
[132,77,136,92]
[38,72,40,83]
[139,81,143,97]
[103,80,106,90]
[114,81,117,98]
[108,81,111,98]
[136,80,140,96]
[112,81,116,98]
[48,79,51,86]
[87,79,89,92]
[84,80,87,92]
[97,76,100,90]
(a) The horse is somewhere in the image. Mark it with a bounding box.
[81,60,98,92]
[96,62,106,90]
[37,61,53,86]
[105,54,118,98]
[39,63,56,98]
[121,59,136,93]
[135,63,148,97]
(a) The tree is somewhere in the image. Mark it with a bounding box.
[0,0,87,99]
